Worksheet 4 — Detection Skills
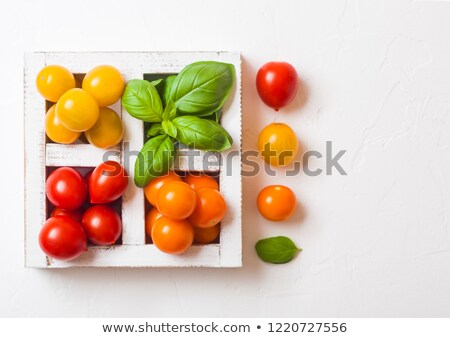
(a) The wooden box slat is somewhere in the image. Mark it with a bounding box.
[48,244,221,268]
[46,143,121,167]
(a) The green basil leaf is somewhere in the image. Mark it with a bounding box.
[134,135,175,188]
[162,121,177,138]
[147,123,165,137]
[179,110,217,118]
[122,79,163,122]
[162,100,176,121]
[255,236,301,264]
[172,116,232,151]
[150,79,163,87]
[169,61,235,115]
[162,75,176,107]
[168,101,177,120]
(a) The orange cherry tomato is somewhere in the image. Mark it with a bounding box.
[36,65,76,102]
[194,224,220,244]
[144,171,182,206]
[184,173,219,191]
[156,181,196,220]
[85,107,123,148]
[257,185,296,221]
[45,105,80,144]
[189,188,226,228]
[151,217,194,255]
[145,208,163,238]
[82,65,125,107]
[258,123,298,166]
[55,88,99,132]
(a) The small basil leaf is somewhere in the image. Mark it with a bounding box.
[134,135,175,188]
[168,100,177,120]
[172,116,232,151]
[162,100,176,121]
[122,79,163,122]
[169,61,235,115]
[214,111,222,122]
[150,79,163,87]
[162,75,176,107]
[147,123,165,137]
[255,236,301,264]
[162,120,177,138]
[162,107,169,121]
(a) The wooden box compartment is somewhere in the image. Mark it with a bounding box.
[24,52,242,268]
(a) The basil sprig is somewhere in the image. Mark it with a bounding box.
[255,236,302,264]
[122,61,235,187]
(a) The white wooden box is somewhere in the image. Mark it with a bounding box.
[24,52,242,268]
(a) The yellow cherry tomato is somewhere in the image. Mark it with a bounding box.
[55,88,99,132]
[84,107,124,148]
[45,105,80,144]
[36,65,76,102]
[258,123,298,166]
[82,65,125,107]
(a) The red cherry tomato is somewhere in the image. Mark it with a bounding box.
[46,167,87,210]
[82,205,122,246]
[39,216,87,261]
[256,62,298,111]
[84,170,93,203]
[51,207,83,223]
[89,161,128,204]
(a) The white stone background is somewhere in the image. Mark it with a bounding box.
[1,0,450,317]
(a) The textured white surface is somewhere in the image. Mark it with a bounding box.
[1,0,450,317]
